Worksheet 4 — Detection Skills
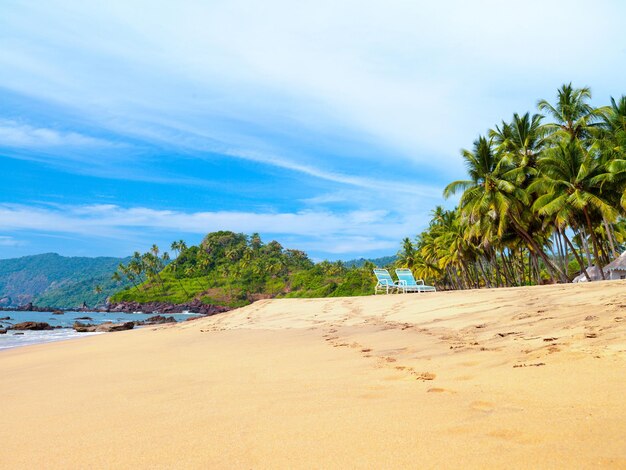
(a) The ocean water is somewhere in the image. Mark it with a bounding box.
[0,310,198,351]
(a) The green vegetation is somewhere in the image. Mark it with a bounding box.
[0,253,130,308]
[343,255,397,269]
[111,232,379,307]
[399,84,626,289]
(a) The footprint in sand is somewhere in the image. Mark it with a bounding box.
[470,401,495,413]
[412,371,436,381]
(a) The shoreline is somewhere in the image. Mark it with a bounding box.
[1,280,625,468]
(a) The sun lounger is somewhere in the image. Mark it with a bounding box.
[394,268,436,293]
[373,269,401,294]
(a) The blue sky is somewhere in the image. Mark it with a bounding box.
[1,0,626,260]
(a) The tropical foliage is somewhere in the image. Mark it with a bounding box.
[111,231,379,307]
[398,84,626,289]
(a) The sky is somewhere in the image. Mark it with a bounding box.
[1,0,626,260]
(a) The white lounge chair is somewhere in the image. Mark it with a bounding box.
[395,268,436,293]
[373,269,401,294]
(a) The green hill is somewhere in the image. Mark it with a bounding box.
[342,255,396,268]
[111,232,378,307]
[0,253,130,308]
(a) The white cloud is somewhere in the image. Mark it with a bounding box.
[0,120,113,148]
[2,0,624,176]
[0,236,24,247]
[0,203,425,255]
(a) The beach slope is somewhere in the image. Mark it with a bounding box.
[1,281,625,468]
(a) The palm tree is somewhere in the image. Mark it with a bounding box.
[491,112,546,173]
[396,237,416,270]
[600,96,626,211]
[530,140,618,279]
[444,136,567,282]
[538,83,606,142]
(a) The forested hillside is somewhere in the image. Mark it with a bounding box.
[111,232,378,307]
[0,253,130,308]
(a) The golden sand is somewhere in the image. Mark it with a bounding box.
[1,281,625,469]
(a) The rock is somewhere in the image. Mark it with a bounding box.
[0,316,11,321]
[17,302,34,311]
[52,310,64,315]
[0,328,7,334]
[11,321,53,331]
[13,332,24,335]
[95,322,135,333]
[144,315,176,325]
[73,322,97,333]
[184,316,204,322]
[75,316,93,321]
[106,300,231,316]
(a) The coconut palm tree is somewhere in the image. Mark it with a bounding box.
[530,140,618,279]
[538,83,606,142]
[444,136,567,282]
[491,112,546,173]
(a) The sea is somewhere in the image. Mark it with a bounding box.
[0,310,198,351]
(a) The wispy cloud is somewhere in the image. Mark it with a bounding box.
[1,1,624,259]
[0,203,423,255]
[0,236,24,247]
[0,120,113,148]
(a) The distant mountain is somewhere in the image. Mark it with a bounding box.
[0,253,130,308]
[342,255,397,269]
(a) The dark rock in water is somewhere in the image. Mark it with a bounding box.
[107,300,231,316]
[75,316,93,321]
[144,315,176,325]
[52,310,64,315]
[0,316,11,321]
[0,328,7,334]
[13,332,24,335]
[11,321,53,331]
[73,322,97,333]
[95,321,135,333]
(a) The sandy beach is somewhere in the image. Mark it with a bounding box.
[1,281,625,469]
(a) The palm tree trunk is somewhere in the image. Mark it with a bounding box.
[582,207,605,280]
[602,217,618,259]
[579,227,594,268]
[510,218,567,283]
[499,251,513,286]
[562,230,591,282]
[477,258,491,287]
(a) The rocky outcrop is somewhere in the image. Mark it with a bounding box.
[11,321,54,331]
[107,300,230,315]
[0,316,11,321]
[73,321,135,333]
[1,303,64,313]
[95,322,135,333]
[52,310,64,315]
[73,322,97,333]
[72,321,135,333]
[0,328,7,334]
[143,315,177,325]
